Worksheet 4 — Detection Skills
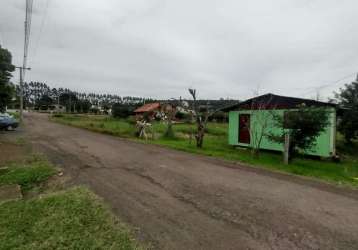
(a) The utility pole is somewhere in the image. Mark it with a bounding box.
[17,0,33,123]
[15,66,31,123]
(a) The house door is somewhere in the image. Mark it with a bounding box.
[239,114,250,144]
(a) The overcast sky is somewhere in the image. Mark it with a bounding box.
[0,0,357,100]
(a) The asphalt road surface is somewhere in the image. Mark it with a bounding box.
[24,113,358,250]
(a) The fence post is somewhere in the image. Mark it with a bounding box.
[284,133,290,164]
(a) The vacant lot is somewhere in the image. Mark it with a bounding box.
[51,113,358,187]
[25,112,358,249]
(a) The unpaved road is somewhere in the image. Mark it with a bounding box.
[25,113,358,249]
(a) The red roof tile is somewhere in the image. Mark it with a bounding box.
[134,102,161,113]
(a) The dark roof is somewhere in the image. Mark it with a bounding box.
[224,93,336,111]
[134,102,161,113]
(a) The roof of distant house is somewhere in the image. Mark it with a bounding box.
[223,93,336,111]
[134,102,161,113]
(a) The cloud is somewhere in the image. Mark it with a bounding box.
[1,0,357,100]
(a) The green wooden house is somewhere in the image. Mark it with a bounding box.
[226,94,337,157]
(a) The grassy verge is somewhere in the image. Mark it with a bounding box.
[0,139,141,250]
[0,155,56,191]
[51,114,358,187]
[0,187,138,250]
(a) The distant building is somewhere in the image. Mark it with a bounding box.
[134,102,161,115]
[134,102,175,120]
[134,102,162,120]
[49,104,66,113]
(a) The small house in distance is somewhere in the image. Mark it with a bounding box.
[134,102,175,120]
[225,93,337,157]
[134,102,161,119]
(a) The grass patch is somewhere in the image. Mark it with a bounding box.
[14,137,27,145]
[0,155,56,191]
[51,114,358,187]
[153,136,358,186]
[0,187,139,250]
[51,114,135,138]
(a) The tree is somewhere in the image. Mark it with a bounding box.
[268,105,331,159]
[0,45,15,112]
[247,94,275,157]
[208,111,227,123]
[76,99,91,113]
[162,101,179,139]
[335,76,358,143]
[37,94,53,109]
[59,91,77,112]
[188,89,219,148]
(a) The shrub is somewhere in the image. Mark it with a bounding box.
[163,124,176,139]
[335,77,358,143]
[90,107,99,114]
[112,103,134,118]
[175,111,191,120]
[126,116,137,125]
[268,106,331,159]
[209,111,228,123]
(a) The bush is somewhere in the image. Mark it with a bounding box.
[89,107,99,114]
[112,103,134,118]
[175,111,191,120]
[269,106,331,158]
[126,116,137,125]
[163,124,176,139]
[209,111,228,123]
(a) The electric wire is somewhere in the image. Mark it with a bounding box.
[32,0,51,63]
[297,72,357,97]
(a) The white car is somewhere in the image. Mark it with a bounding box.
[0,113,19,130]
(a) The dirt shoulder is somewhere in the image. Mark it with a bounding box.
[24,112,358,250]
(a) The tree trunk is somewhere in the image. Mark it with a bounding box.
[195,123,205,148]
[164,120,174,138]
[251,148,260,158]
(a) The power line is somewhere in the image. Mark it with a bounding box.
[315,72,356,89]
[32,0,51,62]
[298,72,357,97]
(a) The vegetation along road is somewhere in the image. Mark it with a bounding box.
[25,113,358,250]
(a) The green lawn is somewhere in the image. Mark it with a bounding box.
[0,187,139,250]
[51,114,358,187]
